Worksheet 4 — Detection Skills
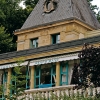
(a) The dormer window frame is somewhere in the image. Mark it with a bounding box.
[51,33,60,44]
[30,38,38,48]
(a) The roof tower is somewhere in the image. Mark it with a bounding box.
[21,0,100,31]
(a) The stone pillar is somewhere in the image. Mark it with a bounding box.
[6,68,11,95]
[56,62,60,86]
[30,66,35,89]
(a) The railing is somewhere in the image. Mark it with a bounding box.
[18,85,100,100]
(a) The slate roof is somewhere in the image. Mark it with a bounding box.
[0,35,100,62]
[20,0,100,31]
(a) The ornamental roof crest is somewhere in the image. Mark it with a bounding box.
[44,0,57,13]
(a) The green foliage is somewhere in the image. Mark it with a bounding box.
[0,0,31,35]
[71,44,100,87]
[0,60,27,100]
[87,0,100,22]
[97,11,100,22]
[24,0,39,8]
[0,0,37,53]
[0,27,16,53]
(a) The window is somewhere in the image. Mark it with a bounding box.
[30,38,38,48]
[60,62,68,86]
[35,64,56,88]
[52,34,60,44]
[0,71,7,99]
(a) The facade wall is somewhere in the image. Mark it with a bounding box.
[17,21,93,51]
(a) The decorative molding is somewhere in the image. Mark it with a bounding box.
[44,0,57,13]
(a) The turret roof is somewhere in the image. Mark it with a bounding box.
[21,0,100,31]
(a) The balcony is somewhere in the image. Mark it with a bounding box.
[21,85,100,100]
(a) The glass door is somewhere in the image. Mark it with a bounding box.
[51,63,56,86]
[60,61,68,85]
[35,66,41,88]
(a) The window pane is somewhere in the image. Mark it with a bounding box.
[36,78,39,85]
[36,69,39,76]
[31,38,38,48]
[52,34,60,44]
[36,39,38,47]
[56,34,60,43]
[62,66,66,72]
[52,35,56,44]
[62,74,66,83]
[52,65,56,75]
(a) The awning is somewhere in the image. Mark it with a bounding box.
[0,53,79,69]
[0,61,28,69]
[29,53,79,66]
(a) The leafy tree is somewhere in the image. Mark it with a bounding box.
[71,43,100,88]
[87,0,100,22]
[0,0,32,52]
[24,0,39,8]
[0,0,32,35]
[97,11,100,22]
[0,60,27,100]
[0,27,16,53]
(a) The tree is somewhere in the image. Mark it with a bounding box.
[0,0,32,35]
[87,0,100,22]
[24,0,39,8]
[0,59,27,100]
[0,27,16,53]
[71,43,100,88]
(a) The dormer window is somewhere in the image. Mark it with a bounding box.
[52,33,60,44]
[30,38,38,48]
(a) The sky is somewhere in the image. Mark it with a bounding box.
[92,0,100,11]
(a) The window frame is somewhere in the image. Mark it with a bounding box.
[51,33,60,44]
[30,38,38,48]
[60,61,68,86]
[35,64,56,88]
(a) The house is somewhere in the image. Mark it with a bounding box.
[0,0,100,99]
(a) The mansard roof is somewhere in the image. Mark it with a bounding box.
[21,0,100,31]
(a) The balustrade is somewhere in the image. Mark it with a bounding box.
[23,85,100,100]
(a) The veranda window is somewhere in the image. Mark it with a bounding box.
[0,70,7,99]
[10,66,30,94]
[35,64,56,88]
[60,61,68,85]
